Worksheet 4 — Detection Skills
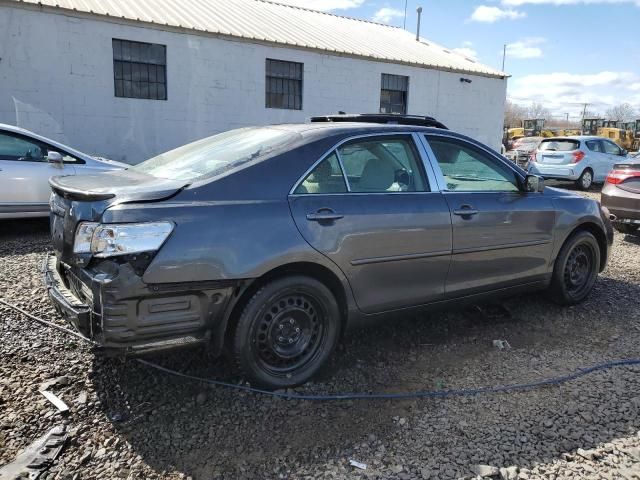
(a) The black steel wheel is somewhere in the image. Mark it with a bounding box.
[548,230,600,305]
[232,276,340,389]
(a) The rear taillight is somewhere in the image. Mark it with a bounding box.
[571,151,585,163]
[606,169,640,184]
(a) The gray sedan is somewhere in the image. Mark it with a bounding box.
[44,116,613,388]
[0,123,127,218]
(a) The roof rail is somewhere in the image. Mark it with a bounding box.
[309,113,448,130]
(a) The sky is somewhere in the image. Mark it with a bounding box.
[275,0,640,121]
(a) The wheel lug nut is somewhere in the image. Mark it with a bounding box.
[288,338,294,343]
[278,336,284,342]
[289,319,294,324]
[295,328,300,333]
[278,324,283,329]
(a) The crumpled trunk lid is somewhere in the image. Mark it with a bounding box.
[48,169,188,265]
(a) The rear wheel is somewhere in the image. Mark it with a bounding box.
[231,276,340,389]
[614,223,639,235]
[548,231,600,305]
[576,169,593,190]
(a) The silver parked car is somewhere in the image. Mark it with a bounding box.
[528,136,629,190]
[506,136,543,168]
[0,124,128,218]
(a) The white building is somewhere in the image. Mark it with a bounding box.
[0,0,508,163]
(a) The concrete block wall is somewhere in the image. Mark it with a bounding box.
[0,5,507,163]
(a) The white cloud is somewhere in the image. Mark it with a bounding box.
[372,7,404,23]
[452,41,478,60]
[469,5,526,22]
[272,0,365,11]
[508,71,640,116]
[505,38,546,59]
[503,0,640,6]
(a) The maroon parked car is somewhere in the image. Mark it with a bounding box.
[602,158,640,235]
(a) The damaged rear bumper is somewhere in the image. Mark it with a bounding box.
[43,254,237,355]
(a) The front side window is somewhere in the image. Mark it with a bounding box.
[113,39,167,100]
[602,140,621,155]
[339,137,427,192]
[0,133,80,163]
[427,136,519,192]
[380,74,408,114]
[294,153,346,194]
[266,59,303,110]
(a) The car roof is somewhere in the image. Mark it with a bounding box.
[272,122,446,136]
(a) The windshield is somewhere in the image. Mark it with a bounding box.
[539,139,579,152]
[132,127,297,181]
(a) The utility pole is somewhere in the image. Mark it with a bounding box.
[501,44,507,71]
[403,0,408,29]
[581,103,589,120]
[565,113,569,127]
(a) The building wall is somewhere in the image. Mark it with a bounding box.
[0,6,507,163]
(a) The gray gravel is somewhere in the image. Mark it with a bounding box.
[1,184,640,479]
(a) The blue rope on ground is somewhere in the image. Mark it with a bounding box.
[2,297,639,402]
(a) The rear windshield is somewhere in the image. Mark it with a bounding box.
[538,139,580,152]
[132,127,297,181]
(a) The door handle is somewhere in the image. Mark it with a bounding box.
[306,210,344,222]
[453,205,479,217]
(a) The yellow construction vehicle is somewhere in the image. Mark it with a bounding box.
[597,127,634,150]
[582,118,604,135]
[522,119,545,136]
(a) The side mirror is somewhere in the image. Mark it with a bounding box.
[621,149,628,156]
[47,151,63,165]
[525,174,545,193]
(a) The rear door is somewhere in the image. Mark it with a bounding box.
[0,130,76,215]
[600,140,626,181]
[422,134,556,296]
[288,133,452,314]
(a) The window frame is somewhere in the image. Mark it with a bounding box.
[420,133,525,194]
[112,38,167,101]
[602,139,622,156]
[289,132,439,195]
[265,58,303,110]
[0,130,85,164]
[379,73,409,115]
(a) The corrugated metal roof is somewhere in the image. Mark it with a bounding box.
[6,0,507,78]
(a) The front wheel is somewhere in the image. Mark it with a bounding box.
[548,231,600,305]
[231,276,340,389]
[576,169,593,190]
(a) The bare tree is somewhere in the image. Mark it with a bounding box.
[526,102,551,120]
[504,99,528,127]
[606,103,637,121]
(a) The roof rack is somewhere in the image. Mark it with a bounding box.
[309,113,448,130]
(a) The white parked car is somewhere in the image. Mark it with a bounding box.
[527,136,629,190]
[0,124,128,218]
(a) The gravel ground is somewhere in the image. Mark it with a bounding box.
[1,183,639,480]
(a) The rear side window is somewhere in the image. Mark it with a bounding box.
[0,132,81,163]
[538,139,579,152]
[585,140,603,153]
[294,153,346,194]
[602,140,621,155]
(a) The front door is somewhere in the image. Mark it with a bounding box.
[288,134,452,314]
[423,134,556,297]
[0,131,75,215]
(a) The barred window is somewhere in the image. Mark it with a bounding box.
[265,59,303,110]
[113,39,167,100]
[380,74,408,114]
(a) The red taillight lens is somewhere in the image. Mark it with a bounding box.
[571,151,585,163]
[606,169,640,184]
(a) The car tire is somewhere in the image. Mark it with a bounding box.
[576,169,593,190]
[548,230,600,305]
[231,276,340,389]
[614,223,639,235]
